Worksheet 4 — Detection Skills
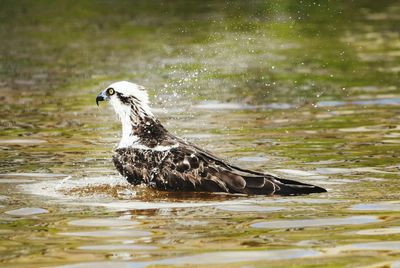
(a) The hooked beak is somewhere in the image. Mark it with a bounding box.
[96,91,107,106]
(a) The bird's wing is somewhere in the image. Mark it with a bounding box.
[153,144,274,194]
[155,134,326,195]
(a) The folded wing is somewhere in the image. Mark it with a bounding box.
[153,142,326,196]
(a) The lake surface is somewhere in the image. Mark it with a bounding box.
[1,1,400,267]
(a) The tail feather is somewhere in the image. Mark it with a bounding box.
[271,177,327,195]
[241,175,326,196]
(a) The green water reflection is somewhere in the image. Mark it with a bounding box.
[0,1,399,267]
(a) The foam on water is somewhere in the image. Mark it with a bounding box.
[20,175,130,201]
[19,176,253,211]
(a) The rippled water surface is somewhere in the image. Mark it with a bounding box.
[1,1,400,267]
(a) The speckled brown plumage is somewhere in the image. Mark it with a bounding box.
[112,133,326,195]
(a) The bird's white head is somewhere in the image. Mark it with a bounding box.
[96,81,155,147]
[96,81,153,118]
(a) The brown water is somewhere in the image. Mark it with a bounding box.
[1,1,400,267]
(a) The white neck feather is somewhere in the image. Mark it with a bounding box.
[118,117,139,148]
[109,97,139,148]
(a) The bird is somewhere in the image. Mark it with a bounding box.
[96,81,327,196]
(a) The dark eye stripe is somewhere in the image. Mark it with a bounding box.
[116,92,130,104]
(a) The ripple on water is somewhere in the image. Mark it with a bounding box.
[78,244,158,251]
[339,125,400,133]
[274,169,316,176]
[314,168,354,174]
[317,97,400,108]
[69,218,138,227]
[382,139,400,144]
[314,167,390,175]
[350,202,400,212]
[0,139,47,145]
[151,248,319,265]
[251,216,380,229]
[305,160,343,165]
[257,198,339,205]
[274,169,328,180]
[78,200,244,211]
[317,101,346,107]
[59,230,151,238]
[357,227,400,235]
[0,172,67,183]
[57,249,320,267]
[352,98,400,106]
[216,204,284,212]
[291,198,337,204]
[0,172,68,178]
[5,207,49,216]
[237,156,269,162]
[265,103,293,109]
[350,241,400,251]
[175,220,209,226]
[0,178,35,183]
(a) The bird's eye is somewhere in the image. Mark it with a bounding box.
[107,88,115,95]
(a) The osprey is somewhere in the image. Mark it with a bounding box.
[96,81,326,196]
